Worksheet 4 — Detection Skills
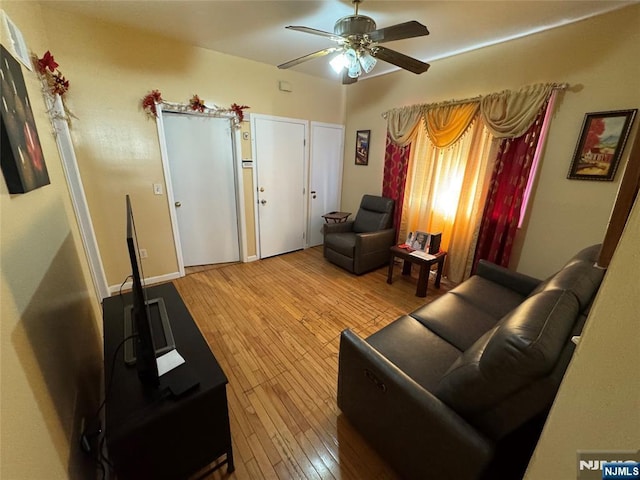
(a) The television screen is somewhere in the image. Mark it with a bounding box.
[125,195,159,386]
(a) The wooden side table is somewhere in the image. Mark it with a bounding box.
[387,245,447,297]
[322,211,351,223]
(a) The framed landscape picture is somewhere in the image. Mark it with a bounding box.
[355,130,370,165]
[567,109,637,181]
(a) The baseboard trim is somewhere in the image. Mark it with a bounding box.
[108,271,182,295]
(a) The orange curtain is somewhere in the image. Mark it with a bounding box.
[400,117,496,282]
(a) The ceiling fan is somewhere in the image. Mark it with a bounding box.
[277,0,430,84]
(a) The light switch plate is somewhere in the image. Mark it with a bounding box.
[153,183,163,195]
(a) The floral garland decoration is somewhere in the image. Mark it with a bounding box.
[141,90,249,127]
[230,103,250,123]
[189,94,206,112]
[142,89,163,117]
[32,50,73,123]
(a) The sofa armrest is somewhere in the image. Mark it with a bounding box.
[476,260,541,296]
[337,329,493,479]
[355,228,395,251]
[323,220,354,235]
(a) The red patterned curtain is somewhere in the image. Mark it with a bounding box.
[382,132,411,240]
[473,109,546,268]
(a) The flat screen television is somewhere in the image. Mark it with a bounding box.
[124,195,175,387]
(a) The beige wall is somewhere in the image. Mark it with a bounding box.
[525,195,640,480]
[2,2,638,479]
[39,5,347,286]
[342,4,640,279]
[1,3,102,479]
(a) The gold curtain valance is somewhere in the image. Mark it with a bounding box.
[480,83,555,138]
[383,82,567,146]
[422,102,479,148]
[385,105,423,147]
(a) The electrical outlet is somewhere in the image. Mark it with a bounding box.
[139,248,148,259]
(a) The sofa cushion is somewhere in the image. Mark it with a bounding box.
[366,315,462,392]
[410,294,501,351]
[449,275,528,319]
[434,290,579,416]
[324,233,356,257]
[529,244,604,310]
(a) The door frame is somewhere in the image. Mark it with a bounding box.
[156,104,248,276]
[250,113,309,259]
[48,95,110,300]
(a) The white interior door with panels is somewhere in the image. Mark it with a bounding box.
[252,114,308,258]
[308,122,345,247]
[161,112,241,268]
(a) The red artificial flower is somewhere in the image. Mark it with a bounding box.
[37,51,59,74]
[51,72,69,95]
[189,94,206,112]
[230,103,249,122]
[142,89,163,117]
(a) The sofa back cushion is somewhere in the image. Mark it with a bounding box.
[529,244,604,310]
[434,289,579,416]
[353,195,394,233]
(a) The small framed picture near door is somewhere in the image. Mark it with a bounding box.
[567,109,637,181]
[355,130,370,165]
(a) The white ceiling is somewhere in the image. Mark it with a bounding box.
[42,0,637,82]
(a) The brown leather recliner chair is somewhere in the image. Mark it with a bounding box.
[323,195,395,275]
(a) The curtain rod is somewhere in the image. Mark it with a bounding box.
[381,82,569,119]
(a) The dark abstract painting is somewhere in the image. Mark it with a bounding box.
[1,44,49,193]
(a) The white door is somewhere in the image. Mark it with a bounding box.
[163,113,240,266]
[308,122,345,247]
[252,115,307,258]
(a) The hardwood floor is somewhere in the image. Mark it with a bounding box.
[175,246,454,479]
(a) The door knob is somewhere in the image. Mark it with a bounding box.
[175,201,182,207]
[260,199,267,205]
[259,187,265,192]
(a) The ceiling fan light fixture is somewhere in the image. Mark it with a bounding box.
[329,52,347,73]
[279,0,430,83]
[344,48,361,78]
[359,50,377,73]
[348,62,361,78]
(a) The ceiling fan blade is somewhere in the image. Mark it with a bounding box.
[285,26,344,42]
[342,71,358,85]
[368,21,429,43]
[373,46,430,74]
[278,47,341,69]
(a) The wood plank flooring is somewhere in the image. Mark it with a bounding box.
[175,246,454,479]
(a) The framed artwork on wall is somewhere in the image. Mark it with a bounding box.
[0,45,50,194]
[355,129,370,166]
[567,109,637,181]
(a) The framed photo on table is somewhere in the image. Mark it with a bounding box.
[355,130,370,165]
[567,109,637,181]
[407,231,429,252]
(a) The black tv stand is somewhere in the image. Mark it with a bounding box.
[103,282,234,479]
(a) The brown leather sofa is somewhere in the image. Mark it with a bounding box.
[323,195,395,275]
[337,244,605,479]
